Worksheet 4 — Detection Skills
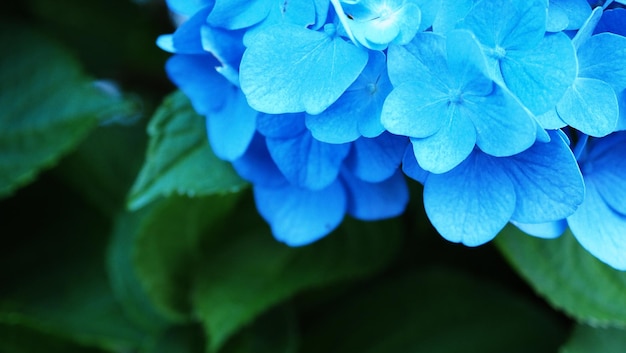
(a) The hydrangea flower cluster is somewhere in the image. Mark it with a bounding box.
[158,0,626,269]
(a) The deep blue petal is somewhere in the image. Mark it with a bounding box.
[584,132,626,214]
[254,179,347,246]
[401,145,428,184]
[166,0,213,16]
[159,6,212,54]
[266,130,351,190]
[206,88,257,161]
[342,169,409,220]
[165,54,225,115]
[594,8,626,36]
[257,113,306,139]
[344,133,408,183]
[207,0,272,29]
[233,133,286,188]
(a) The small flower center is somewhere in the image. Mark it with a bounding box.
[448,89,463,105]
[366,82,377,94]
[490,46,507,60]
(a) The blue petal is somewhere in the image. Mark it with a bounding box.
[501,32,577,114]
[594,8,626,36]
[578,33,626,93]
[257,113,306,139]
[432,0,473,34]
[423,151,517,246]
[458,0,546,51]
[547,0,591,31]
[409,106,476,174]
[464,83,536,156]
[536,108,567,129]
[386,33,449,88]
[342,169,409,220]
[240,24,368,114]
[556,77,619,137]
[401,145,428,184]
[266,130,351,190]
[232,133,286,188]
[570,6,603,49]
[344,133,408,183]
[207,0,272,29]
[584,132,626,214]
[254,179,347,246]
[243,0,317,40]
[568,180,626,270]
[162,6,213,54]
[166,0,213,16]
[512,220,568,239]
[165,54,225,115]
[504,131,585,223]
[305,51,390,143]
[206,88,257,161]
[200,25,245,73]
[415,0,442,31]
[381,82,449,138]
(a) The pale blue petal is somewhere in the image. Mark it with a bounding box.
[464,84,536,156]
[243,0,317,39]
[165,54,225,115]
[504,131,585,223]
[344,133,408,183]
[240,24,368,114]
[578,33,626,93]
[207,0,272,29]
[381,83,449,138]
[571,6,603,49]
[458,0,545,50]
[206,88,257,161]
[556,77,619,137]
[254,179,347,246]
[501,32,577,114]
[547,0,591,31]
[432,0,473,34]
[512,220,567,239]
[305,51,390,143]
[568,181,626,270]
[445,30,492,96]
[386,34,449,88]
[415,0,442,31]
[410,106,476,174]
[343,169,409,220]
[536,108,567,129]
[423,151,517,246]
[266,130,351,190]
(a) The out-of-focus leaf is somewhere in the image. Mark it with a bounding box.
[127,190,402,352]
[0,324,107,353]
[0,22,135,199]
[144,324,206,353]
[220,305,298,353]
[55,122,147,217]
[108,211,173,334]
[496,225,626,327]
[0,177,149,352]
[300,268,567,353]
[131,194,243,322]
[560,325,626,353]
[128,91,247,210]
[191,210,403,352]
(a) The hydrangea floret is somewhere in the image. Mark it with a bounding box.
[159,0,626,269]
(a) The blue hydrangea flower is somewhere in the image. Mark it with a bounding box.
[157,0,626,267]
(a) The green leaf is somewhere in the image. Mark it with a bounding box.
[496,225,626,327]
[131,194,243,322]
[0,177,149,352]
[191,210,403,352]
[300,268,567,353]
[128,91,247,210]
[0,22,135,199]
[127,191,402,352]
[220,305,298,353]
[560,325,626,353]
